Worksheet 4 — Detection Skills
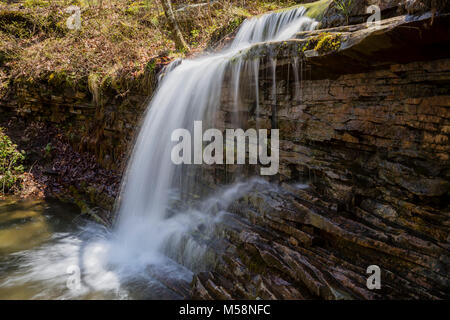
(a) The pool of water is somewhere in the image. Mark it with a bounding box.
[0,199,191,300]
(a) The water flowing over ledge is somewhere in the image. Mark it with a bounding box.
[113,6,317,284]
[0,7,319,299]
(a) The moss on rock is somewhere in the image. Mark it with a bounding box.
[303,0,332,20]
[302,32,342,54]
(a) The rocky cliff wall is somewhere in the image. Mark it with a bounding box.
[0,56,169,212]
[192,14,450,299]
[0,67,157,172]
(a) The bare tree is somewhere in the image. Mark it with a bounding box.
[207,0,213,23]
[159,0,190,52]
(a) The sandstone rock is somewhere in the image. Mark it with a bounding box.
[194,13,450,300]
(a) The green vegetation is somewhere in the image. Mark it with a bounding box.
[333,0,352,24]
[44,142,53,158]
[300,32,342,54]
[0,0,299,98]
[313,32,341,53]
[303,0,331,20]
[0,128,25,194]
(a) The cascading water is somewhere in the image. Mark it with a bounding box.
[0,7,317,299]
[113,6,317,270]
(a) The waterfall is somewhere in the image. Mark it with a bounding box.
[111,7,318,278]
[0,7,318,300]
[292,57,301,102]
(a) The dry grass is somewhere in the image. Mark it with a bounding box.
[0,0,298,89]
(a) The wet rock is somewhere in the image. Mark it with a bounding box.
[195,13,450,300]
[321,0,401,28]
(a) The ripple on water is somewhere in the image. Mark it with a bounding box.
[0,199,191,300]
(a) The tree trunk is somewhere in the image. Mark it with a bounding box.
[159,0,190,52]
[207,0,212,23]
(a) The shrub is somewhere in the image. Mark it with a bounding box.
[333,0,352,25]
[0,128,25,194]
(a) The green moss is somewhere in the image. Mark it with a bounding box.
[146,59,157,72]
[314,32,341,53]
[88,73,102,106]
[303,0,332,20]
[124,1,147,15]
[301,32,342,54]
[47,70,76,88]
[269,0,330,19]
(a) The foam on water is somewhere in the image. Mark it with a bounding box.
[112,5,317,276]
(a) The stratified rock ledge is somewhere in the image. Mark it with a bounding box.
[192,13,450,300]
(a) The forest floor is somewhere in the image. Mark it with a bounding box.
[0,113,119,221]
[0,0,300,96]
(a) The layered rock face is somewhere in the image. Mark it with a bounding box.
[0,58,169,173]
[0,73,152,210]
[192,14,450,299]
[0,56,168,210]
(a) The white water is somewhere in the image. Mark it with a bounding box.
[0,7,317,299]
[0,181,268,299]
[114,6,316,268]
